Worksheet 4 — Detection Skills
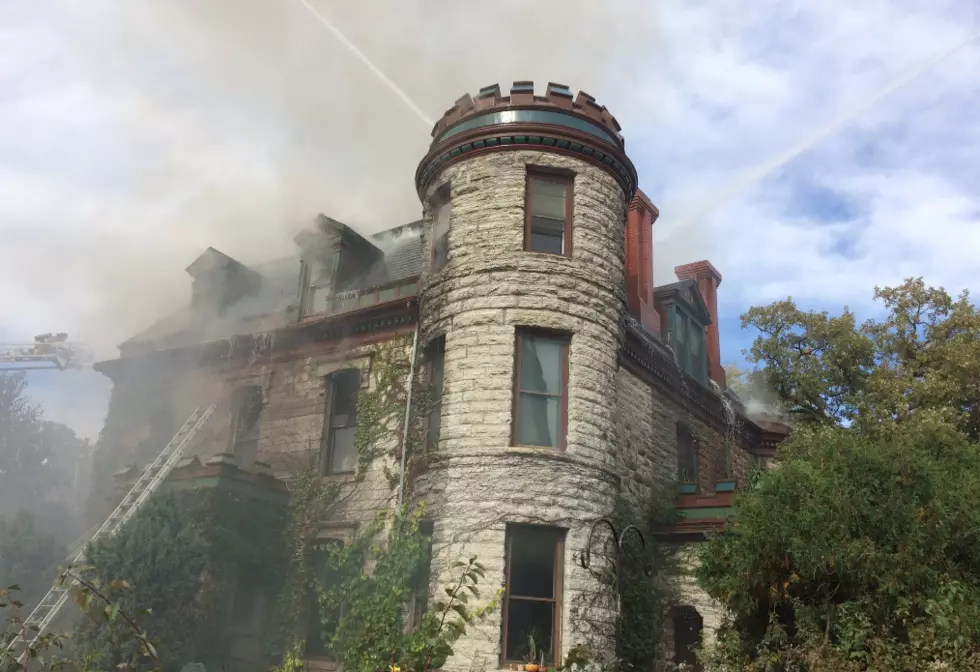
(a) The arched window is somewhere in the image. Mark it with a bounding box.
[676,422,698,484]
[673,605,703,669]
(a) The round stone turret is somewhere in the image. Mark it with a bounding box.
[415,82,635,670]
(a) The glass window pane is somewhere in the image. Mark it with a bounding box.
[332,372,360,420]
[399,282,418,296]
[379,286,397,302]
[427,402,442,449]
[433,233,449,269]
[517,393,559,448]
[505,599,554,664]
[519,334,563,394]
[529,230,563,255]
[329,426,357,473]
[510,531,557,598]
[530,179,567,219]
[358,291,376,308]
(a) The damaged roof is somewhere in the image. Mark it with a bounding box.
[120,220,423,355]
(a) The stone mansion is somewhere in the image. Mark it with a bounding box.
[91,81,789,671]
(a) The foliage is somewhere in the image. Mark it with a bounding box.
[312,505,498,672]
[0,510,66,609]
[740,278,980,438]
[1,570,161,672]
[566,487,681,672]
[698,417,980,669]
[73,493,209,671]
[613,491,681,672]
[269,465,342,660]
[0,373,87,536]
[74,488,286,671]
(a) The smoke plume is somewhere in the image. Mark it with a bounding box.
[1,0,663,361]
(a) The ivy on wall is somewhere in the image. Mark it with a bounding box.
[567,485,682,672]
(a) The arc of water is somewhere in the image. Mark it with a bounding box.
[293,0,435,128]
[665,29,980,233]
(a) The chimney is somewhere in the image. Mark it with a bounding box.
[674,260,726,388]
[625,189,660,334]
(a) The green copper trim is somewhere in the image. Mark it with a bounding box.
[433,109,619,147]
[417,132,637,198]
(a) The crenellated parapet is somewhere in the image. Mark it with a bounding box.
[416,81,637,199]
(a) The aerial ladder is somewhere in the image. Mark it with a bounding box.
[0,332,95,371]
[3,404,216,663]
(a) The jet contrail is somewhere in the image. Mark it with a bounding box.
[294,0,435,128]
[665,29,980,232]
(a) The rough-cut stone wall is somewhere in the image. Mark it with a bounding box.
[98,336,409,529]
[615,365,754,667]
[662,544,726,663]
[616,366,753,502]
[414,150,628,671]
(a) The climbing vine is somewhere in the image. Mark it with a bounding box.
[270,335,446,669]
[568,485,682,672]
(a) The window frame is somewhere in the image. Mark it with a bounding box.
[671,305,709,385]
[511,328,570,451]
[425,337,446,451]
[676,422,698,484]
[320,369,361,476]
[230,385,262,460]
[524,169,573,257]
[431,183,451,271]
[672,605,704,670]
[304,538,345,659]
[409,521,435,631]
[501,524,565,667]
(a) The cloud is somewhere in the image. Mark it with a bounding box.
[2,0,978,434]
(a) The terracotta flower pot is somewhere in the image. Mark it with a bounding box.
[526,664,539,672]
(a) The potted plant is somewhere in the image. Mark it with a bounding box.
[525,632,541,672]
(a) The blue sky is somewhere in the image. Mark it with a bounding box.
[1,0,978,438]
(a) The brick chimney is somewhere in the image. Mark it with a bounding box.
[625,189,660,334]
[674,260,726,388]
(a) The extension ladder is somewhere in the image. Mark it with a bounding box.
[4,404,216,662]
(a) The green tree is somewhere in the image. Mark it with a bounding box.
[74,493,209,672]
[739,278,980,437]
[0,372,87,543]
[699,278,980,670]
[0,510,65,608]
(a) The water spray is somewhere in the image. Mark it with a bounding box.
[294,0,435,128]
[664,29,980,233]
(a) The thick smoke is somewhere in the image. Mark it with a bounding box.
[2,0,663,362]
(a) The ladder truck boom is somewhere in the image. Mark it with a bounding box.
[0,332,94,370]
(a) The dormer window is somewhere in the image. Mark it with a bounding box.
[656,280,712,386]
[431,185,451,271]
[669,306,708,384]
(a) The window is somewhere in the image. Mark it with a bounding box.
[409,522,434,630]
[231,385,262,462]
[525,171,572,256]
[669,307,709,384]
[426,337,446,450]
[432,185,451,271]
[513,330,569,449]
[306,539,345,658]
[502,525,564,666]
[673,606,704,670]
[321,369,360,475]
[677,423,698,484]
